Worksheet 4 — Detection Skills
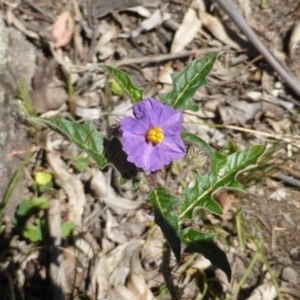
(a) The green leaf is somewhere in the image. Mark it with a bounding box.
[146,188,181,262]
[62,221,74,237]
[158,53,218,111]
[179,145,264,220]
[34,118,107,168]
[23,219,45,242]
[74,157,90,172]
[35,171,52,186]
[181,132,214,157]
[17,197,49,217]
[110,79,125,96]
[101,65,143,103]
[181,228,231,282]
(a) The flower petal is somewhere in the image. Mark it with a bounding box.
[122,133,153,170]
[120,116,148,135]
[121,98,186,171]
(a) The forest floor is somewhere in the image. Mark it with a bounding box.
[1,0,300,299]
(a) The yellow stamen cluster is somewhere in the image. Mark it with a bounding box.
[146,127,164,144]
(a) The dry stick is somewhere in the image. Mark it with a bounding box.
[116,47,230,66]
[24,0,55,22]
[214,0,300,99]
[273,171,300,188]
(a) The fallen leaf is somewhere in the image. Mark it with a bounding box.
[52,11,75,48]
[289,21,300,58]
[199,11,242,50]
[90,170,142,214]
[106,209,128,244]
[141,9,170,31]
[47,137,85,225]
[90,253,109,299]
[171,4,201,53]
[246,283,276,300]
[127,245,153,300]
[237,0,257,30]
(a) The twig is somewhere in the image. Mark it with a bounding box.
[160,241,182,300]
[214,0,300,98]
[115,47,230,66]
[15,4,54,23]
[83,202,108,227]
[23,0,55,22]
[273,171,300,188]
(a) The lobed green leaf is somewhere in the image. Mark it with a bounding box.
[158,53,218,111]
[17,197,49,217]
[179,145,264,220]
[34,118,107,169]
[23,219,45,242]
[101,65,143,103]
[181,228,231,282]
[146,188,181,262]
[181,132,214,157]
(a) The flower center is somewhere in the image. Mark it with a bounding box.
[146,127,164,144]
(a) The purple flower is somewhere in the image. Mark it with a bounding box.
[120,98,186,171]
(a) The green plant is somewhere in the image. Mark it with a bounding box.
[31,53,265,296]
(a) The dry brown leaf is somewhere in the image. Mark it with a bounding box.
[98,25,118,47]
[48,42,77,77]
[52,11,75,48]
[90,253,109,299]
[6,8,39,39]
[199,11,241,50]
[246,283,276,300]
[215,191,236,221]
[73,24,85,60]
[63,246,87,291]
[218,100,264,127]
[90,170,142,214]
[108,241,144,299]
[237,0,257,30]
[127,246,153,300]
[48,198,69,294]
[106,209,128,244]
[75,106,102,119]
[142,8,170,31]
[289,21,300,58]
[96,24,117,60]
[125,6,151,18]
[47,137,85,225]
[171,4,201,53]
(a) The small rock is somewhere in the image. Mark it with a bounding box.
[281,266,298,282]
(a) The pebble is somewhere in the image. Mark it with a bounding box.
[281,266,298,282]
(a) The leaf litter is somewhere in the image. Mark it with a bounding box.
[2,0,300,299]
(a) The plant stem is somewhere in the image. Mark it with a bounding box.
[236,209,245,250]
[226,251,260,300]
[160,241,182,300]
[169,164,194,190]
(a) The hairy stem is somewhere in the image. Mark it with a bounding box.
[160,241,182,300]
[169,164,194,190]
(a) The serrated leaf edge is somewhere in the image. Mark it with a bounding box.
[179,146,264,220]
